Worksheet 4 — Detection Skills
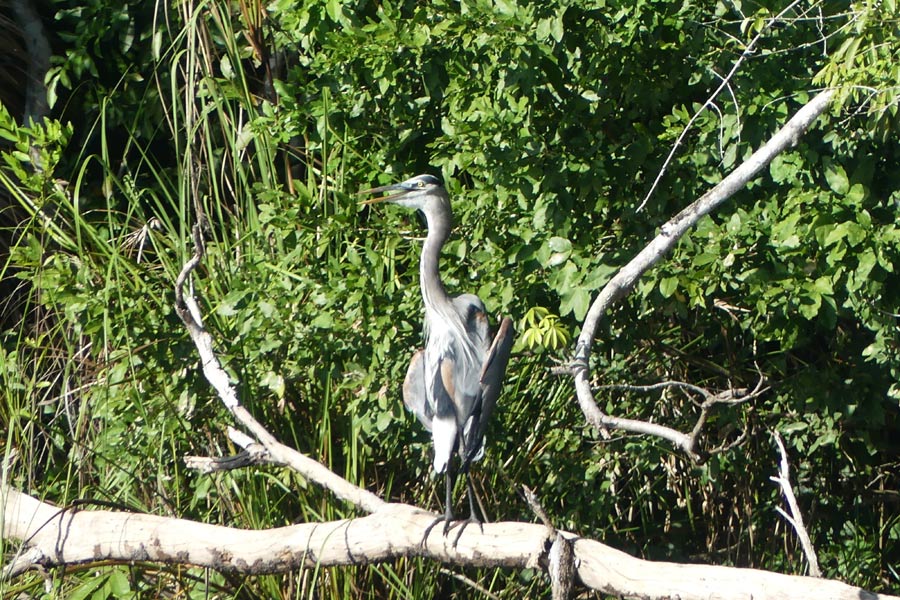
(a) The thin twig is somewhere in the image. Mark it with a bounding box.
[708,426,750,455]
[770,431,821,577]
[597,380,714,400]
[522,485,554,533]
[639,0,806,210]
[438,568,501,600]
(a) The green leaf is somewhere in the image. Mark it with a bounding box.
[310,311,333,329]
[375,410,393,432]
[824,222,850,247]
[782,421,808,434]
[856,249,877,281]
[845,183,866,204]
[261,371,286,399]
[824,160,849,195]
[217,289,250,317]
[522,306,550,328]
[325,0,343,22]
[560,287,591,321]
[520,327,542,350]
[659,276,678,298]
[107,568,131,597]
[548,236,572,253]
[547,236,572,266]
[798,281,823,319]
[68,573,108,600]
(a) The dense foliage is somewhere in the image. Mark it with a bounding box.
[1,0,898,597]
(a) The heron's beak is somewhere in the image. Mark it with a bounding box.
[357,183,408,205]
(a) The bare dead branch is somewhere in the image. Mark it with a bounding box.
[597,380,715,400]
[708,426,751,455]
[522,485,554,533]
[572,88,835,453]
[589,376,766,462]
[2,546,44,581]
[184,427,270,473]
[5,487,892,600]
[549,531,576,600]
[598,379,764,406]
[770,431,822,577]
[522,486,576,599]
[594,414,705,462]
[549,365,574,376]
[173,223,384,513]
[183,451,268,474]
[688,377,766,453]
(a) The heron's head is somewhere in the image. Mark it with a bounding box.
[358,174,449,216]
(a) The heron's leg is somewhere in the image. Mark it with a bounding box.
[444,469,455,531]
[465,473,484,524]
[422,468,455,546]
[450,468,485,548]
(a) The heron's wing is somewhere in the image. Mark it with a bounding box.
[402,349,433,431]
[479,316,515,386]
[448,294,491,418]
[462,316,515,465]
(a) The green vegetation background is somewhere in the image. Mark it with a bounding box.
[1,0,898,597]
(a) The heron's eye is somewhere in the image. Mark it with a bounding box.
[417,181,425,188]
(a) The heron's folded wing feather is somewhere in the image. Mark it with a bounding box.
[463,316,515,464]
[402,349,433,431]
[480,318,514,382]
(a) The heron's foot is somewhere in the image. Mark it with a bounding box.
[421,512,454,547]
[448,472,485,547]
[449,512,483,548]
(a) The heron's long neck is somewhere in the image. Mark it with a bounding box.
[420,212,453,316]
[419,207,479,368]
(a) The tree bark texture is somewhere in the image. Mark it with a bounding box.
[3,487,894,600]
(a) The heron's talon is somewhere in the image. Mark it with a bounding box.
[421,514,454,547]
[451,515,482,548]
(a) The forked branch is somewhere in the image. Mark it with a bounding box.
[592,377,766,463]
[570,88,835,451]
[770,431,821,577]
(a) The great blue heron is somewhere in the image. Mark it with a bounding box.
[360,174,514,541]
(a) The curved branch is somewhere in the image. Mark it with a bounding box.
[572,88,835,447]
[3,487,894,600]
[174,223,384,513]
